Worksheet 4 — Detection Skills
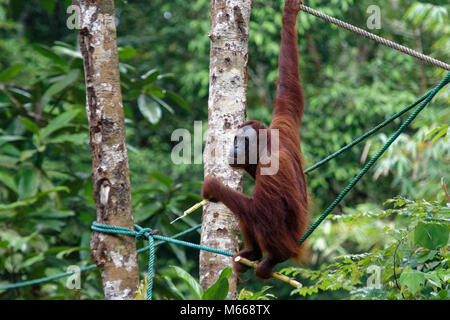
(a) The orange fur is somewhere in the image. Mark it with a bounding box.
[202,0,307,279]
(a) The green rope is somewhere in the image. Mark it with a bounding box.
[0,264,97,291]
[0,224,202,292]
[298,72,450,245]
[138,224,202,254]
[303,90,432,174]
[91,222,233,257]
[90,222,233,300]
[147,230,155,300]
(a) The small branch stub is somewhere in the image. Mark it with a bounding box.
[171,199,209,224]
[234,256,302,288]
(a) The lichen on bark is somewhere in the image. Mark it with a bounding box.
[200,0,252,300]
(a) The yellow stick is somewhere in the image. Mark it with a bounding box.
[234,256,302,288]
[185,199,209,215]
[170,199,209,224]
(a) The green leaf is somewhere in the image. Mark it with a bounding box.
[248,286,273,300]
[0,64,22,82]
[424,273,441,288]
[141,69,160,83]
[17,166,39,200]
[162,275,185,300]
[0,155,19,168]
[0,186,69,211]
[40,109,80,139]
[19,117,40,134]
[39,0,56,13]
[48,133,88,145]
[0,135,25,147]
[166,90,191,111]
[138,94,162,124]
[7,87,31,99]
[160,266,203,300]
[414,222,449,250]
[238,286,274,300]
[31,44,67,66]
[80,232,91,261]
[156,73,175,80]
[40,69,79,108]
[53,46,83,59]
[153,96,174,114]
[56,247,90,259]
[416,250,437,264]
[399,269,426,294]
[202,267,232,300]
[0,170,17,193]
[430,126,448,144]
[20,149,39,162]
[21,253,45,269]
[145,85,165,98]
[0,230,21,248]
[149,172,173,187]
[118,46,137,60]
[438,290,448,300]
[30,209,75,219]
[168,242,187,265]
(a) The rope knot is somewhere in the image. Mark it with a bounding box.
[134,225,159,240]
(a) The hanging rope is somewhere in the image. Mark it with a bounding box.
[300,4,450,71]
[303,90,432,173]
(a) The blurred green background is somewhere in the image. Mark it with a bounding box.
[0,0,448,300]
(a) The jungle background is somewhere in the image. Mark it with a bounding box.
[0,0,448,300]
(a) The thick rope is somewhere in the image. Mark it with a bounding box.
[0,264,97,291]
[90,222,233,300]
[304,89,431,173]
[0,224,201,292]
[298,72,450,245]
[300,5,450,71]
[147,232,155,299]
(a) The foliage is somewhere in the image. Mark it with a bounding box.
[0,0,448,300]
[0,5,193,298]
[371,127,450,200]
[136,266,233,300]
[281,197,449,300]
[238,286,277,300]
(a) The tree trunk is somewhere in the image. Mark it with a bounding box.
[76,0,139,300]
[200,0,252,300]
